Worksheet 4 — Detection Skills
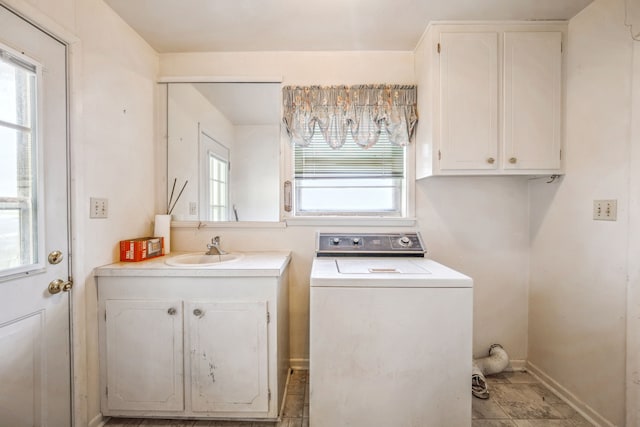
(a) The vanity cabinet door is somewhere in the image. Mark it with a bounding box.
[188,301,269,414]
[104,299,184,412]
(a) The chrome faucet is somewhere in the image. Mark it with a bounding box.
[206,236,227,255]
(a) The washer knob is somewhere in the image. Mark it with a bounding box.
[332,238,340,245]
[399,236,412,247]
[352,238,361,245]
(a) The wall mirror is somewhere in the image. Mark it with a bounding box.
[165,81,281,223]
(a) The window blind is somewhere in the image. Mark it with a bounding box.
[294,130,404,179]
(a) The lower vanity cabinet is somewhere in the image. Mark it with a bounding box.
[104,299,185,412]
[187,300,269,414]
[95,257,290,420]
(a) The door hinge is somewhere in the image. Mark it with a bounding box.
[106,386,108,397]
[438,150,441,161]
[560,149,563,160]
[267,311,271,324]
[104,310,107,322]
[437,43,441,54]
[268,389,272,401]
[561,41,563,53]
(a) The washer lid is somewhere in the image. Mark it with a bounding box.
[336,258,432,274]
[311,258,473,288]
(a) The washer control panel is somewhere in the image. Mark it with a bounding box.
[316,232,426,257]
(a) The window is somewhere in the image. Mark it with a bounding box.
[292,127,406,216]
[282,84,417,220]
[199,130,230,221]
[207,152,229,221]
[0,48,40,272]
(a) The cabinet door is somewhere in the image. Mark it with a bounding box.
[439,32,499,171]
[105,299,184,411]
[503,31,562,170]
[188,301,269,413]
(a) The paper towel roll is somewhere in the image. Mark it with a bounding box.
[154,214,171,254]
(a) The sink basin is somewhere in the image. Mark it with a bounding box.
[165,252,244,267]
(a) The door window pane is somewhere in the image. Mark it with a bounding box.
[208,153,228,221]
[0,50,39,272]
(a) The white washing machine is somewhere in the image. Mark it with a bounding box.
[309,232,473,427]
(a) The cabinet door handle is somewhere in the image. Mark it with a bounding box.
[167,307,177,315]
[509,157,517,164]
[193,308,203,317]
[487,157,495,164]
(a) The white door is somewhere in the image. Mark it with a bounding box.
[503,31,562,171]
[188,301,269,414]
[0,5,71,427]
[438,31,499,171]
[104,299,184,413]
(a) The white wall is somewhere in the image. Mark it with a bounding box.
[528,0,632,424]
[74,2,159,424]
[231,125,280,222]
[3,1,160,426]
[162,51,532,366]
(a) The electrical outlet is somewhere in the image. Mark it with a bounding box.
[189,202,197,215]
[90,197,108,218]
[593,199,617,221]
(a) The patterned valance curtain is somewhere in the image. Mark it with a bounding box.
[282,84,418,148]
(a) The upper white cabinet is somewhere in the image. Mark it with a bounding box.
[503,31,562,171]
[415,23,566,177]
[439,32,499,171]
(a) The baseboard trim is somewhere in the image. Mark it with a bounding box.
[527,361,613,427]
[290,358,309,370]
[507,359,527,372]
[88,413,108,427]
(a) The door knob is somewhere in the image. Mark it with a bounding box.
[509,157,517,164]
[487,157,495,164]
[48,250,63,265]
[48,278,73,294]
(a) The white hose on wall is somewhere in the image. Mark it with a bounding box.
[472,344,510,399]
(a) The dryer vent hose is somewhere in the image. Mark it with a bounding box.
[472,344,509,399]
[474,344,509,376]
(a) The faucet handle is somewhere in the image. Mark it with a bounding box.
[213,236,220,244]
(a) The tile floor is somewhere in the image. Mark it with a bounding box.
[472,371,593,426]
[105,369,309,427]
[106,369,593,427]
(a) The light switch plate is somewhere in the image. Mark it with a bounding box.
[593,199,617,221]
[90,197,108,218]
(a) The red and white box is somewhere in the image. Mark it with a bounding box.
[119,237,164,262]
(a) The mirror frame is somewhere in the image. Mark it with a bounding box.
[158,76,286,228]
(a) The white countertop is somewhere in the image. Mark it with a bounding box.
[94,251,291,278]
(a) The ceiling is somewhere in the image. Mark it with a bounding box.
[104,0,593,53]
